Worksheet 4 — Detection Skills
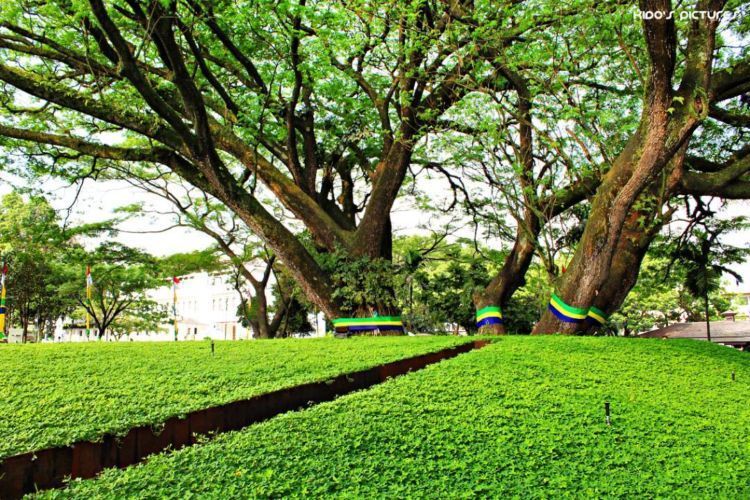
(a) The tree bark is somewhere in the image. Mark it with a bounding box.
[473,218,539,335]
[22,315,29,344]
[353,141,413,258]
[250,282,271,339]
[267,298,289,339]
[533,0,721,334]
[579,211,660,335]
[578,146,688,334]
[474,174,600,334]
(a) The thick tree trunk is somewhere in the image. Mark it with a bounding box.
[473,216,540,335]
[580,151,687,334]
[473,301,505,335]
[248,320,261,339]
[533,122,668,334]
[250,284,271,339]
[532,0,722,334]
[580,213,658,334]
[353,142,412,258]
[533,121,703,335]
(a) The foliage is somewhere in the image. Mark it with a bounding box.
[501,265,551,334]
[268,266,315,336]
[0,191,169,339]
[0,336,469,458]
[2,0,621,317]
[58,243,168,338]
[44,337,750,498]
[236,298,257,330]
[0,192,105,337]
[274,296,314,337]
[391,235,553,334]
[612,254,732,335]
[611,221,748,335]
[670,217,750,334]
[410,260,489,334]
[158,248,225,278]
[316,249,399,315]
[392,236,506,333]
[108,307,167,340]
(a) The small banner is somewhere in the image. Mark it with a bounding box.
[547,293,588,323]
[332,316,404,335]
[85,266,92,337]
[0,263,7,339]
[476,306,503,328]
[172,276,181,341]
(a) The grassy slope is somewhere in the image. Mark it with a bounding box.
[0,336,469,458]
[44,337,750,499]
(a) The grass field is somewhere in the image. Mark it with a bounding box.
[0,336,470,459]
[42,337,750,498]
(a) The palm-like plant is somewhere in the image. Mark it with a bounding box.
[674,218,749,342]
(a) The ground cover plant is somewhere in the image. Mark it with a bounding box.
[42,337,750,498]
[0,336,470,458]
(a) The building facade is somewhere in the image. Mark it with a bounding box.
[151,272,250,341]
[731,289,750,319]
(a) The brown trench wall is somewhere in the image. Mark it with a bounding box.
[0,340,489,498]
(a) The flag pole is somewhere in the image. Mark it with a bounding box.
[86,265,92,339]
[0,262,7,341]
[172,276,180,341]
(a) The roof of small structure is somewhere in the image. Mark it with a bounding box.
[639,321,750,345]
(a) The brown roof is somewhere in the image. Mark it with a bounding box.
[639,321,750,345]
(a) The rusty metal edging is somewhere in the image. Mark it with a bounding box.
[0,340,489,498]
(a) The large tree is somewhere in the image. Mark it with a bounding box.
[532,0,749,333]
[60,243,167,338]
[403,0,643,333]
[420,0,749,334]
[2,0,747,333]
[0,0,551,322]
[0,192,71,341]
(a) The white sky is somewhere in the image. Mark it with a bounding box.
[0,175,213,255]
[1,172,749,291]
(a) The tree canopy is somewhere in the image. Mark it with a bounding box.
[0,0,748,334]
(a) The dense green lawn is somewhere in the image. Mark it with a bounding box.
[0,336,469,458]
[43,337,750,498]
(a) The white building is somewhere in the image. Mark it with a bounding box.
[51,269,326,342]
[151,272,250,341]
[52,271,250,342]
[730,288,750,319]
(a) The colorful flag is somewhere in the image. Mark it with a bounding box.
[85,266,92,338]
[172,276,180,341]
[0,263,7,340]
